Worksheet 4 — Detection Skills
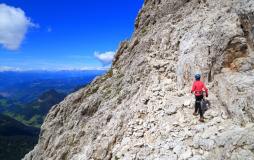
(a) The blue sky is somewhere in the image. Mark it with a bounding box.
[0,0,143,71]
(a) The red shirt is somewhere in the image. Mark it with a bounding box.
[191,80,208,96]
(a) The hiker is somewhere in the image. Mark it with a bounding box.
[191,73,208,122]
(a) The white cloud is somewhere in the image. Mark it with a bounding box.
[0,66,21,71]
[94,51,115,66]
[0,4,37,50]
[80,66,110,71]
[47,26,52,32]
[0,65,110,72]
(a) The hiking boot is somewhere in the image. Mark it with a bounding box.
[199,117,205,122]
[193,112,198,116]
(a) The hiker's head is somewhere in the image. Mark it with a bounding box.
[195,74,201,80]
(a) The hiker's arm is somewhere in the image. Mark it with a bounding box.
[191,82,195,93]
[204,84,208,97]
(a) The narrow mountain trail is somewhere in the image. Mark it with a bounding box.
[111,89,253,160]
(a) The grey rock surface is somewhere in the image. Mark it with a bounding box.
[24,0,254,160]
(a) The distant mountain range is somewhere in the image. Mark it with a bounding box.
[0,70,105,160]
[0,70,105,103]
[1,89,66,128]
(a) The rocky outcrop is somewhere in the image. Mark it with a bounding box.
[24,0,254,160]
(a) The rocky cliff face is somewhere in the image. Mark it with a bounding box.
[24,0,254,159]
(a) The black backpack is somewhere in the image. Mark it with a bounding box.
[201,99,210,112]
